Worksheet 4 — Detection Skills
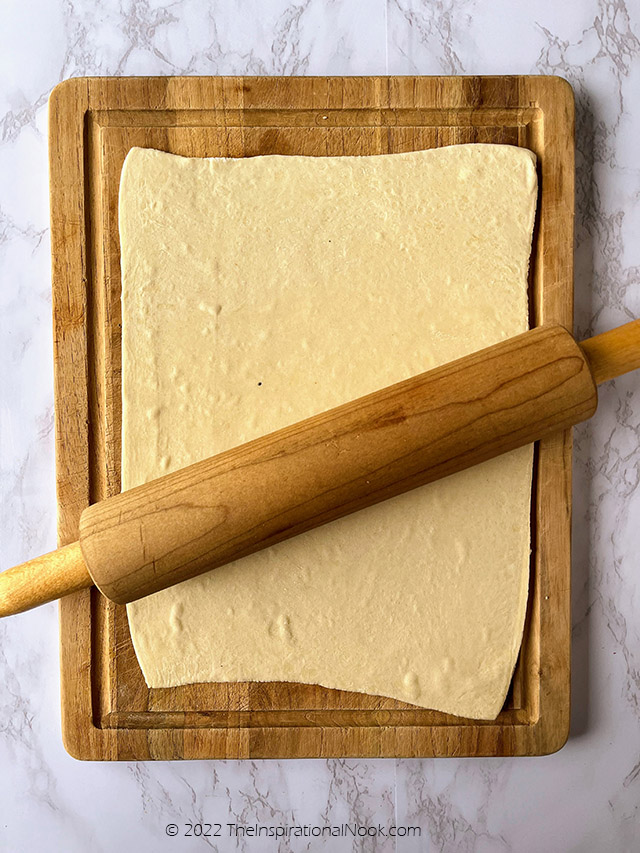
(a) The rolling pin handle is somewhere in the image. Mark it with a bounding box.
[0,541,93,617]
[580,319,640,385]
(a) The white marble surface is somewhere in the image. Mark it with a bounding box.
[0,1,639,850]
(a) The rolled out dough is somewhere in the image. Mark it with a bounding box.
[121,144,537,720]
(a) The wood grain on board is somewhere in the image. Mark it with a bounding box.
[49,75,575,760]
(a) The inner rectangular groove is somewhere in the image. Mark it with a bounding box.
[91,115,543,729]
[91,107,540,129]
[101,708,531,730]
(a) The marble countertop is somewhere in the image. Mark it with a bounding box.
[1,1,639,850]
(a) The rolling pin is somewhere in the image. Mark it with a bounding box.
[1,320,639,617]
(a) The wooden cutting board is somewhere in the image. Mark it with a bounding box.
[49,75,574,760]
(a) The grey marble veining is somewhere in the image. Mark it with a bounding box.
[0,1,639,851]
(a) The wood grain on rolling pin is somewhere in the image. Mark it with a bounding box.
[79,324,597,604]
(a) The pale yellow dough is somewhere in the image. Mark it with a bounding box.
[121,144,537,720]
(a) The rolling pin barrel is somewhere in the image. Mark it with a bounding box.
[80,324,599,604]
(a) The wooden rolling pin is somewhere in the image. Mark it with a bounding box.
[1,320,639,617]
